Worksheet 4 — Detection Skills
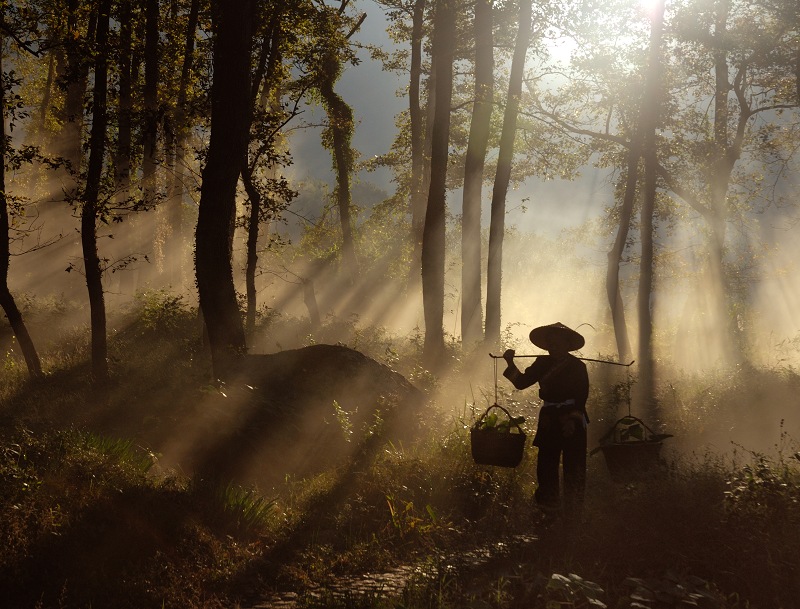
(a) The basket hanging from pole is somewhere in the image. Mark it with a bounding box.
[591,415,673,480]
[470,404,527,468]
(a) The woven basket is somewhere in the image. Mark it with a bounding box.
[470,404,526,468]
[592,415,672,481]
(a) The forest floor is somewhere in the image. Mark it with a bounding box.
[1,303,799,608]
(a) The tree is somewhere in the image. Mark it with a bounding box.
[408,0,427,292]
[460,0,493,348]
[310,1,365,283]
[164,0,201,288]
[195,0,254,379]
[81,0,112,384]
[421,0,455,365]
[0,16,42,379]
[652,0,800,365]
[636,0,666,417]
[485,0,532,345]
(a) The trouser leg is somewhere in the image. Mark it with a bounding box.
[562,427,587,515]
[535,446,562,509]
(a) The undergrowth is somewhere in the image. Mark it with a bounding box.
[0,296,798,608]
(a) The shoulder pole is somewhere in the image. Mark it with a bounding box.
[489,353,635,367]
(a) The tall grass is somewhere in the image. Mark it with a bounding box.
[0,297,798,608]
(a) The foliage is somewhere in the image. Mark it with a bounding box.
[540,572,607,609]
[621,573,725,609]
[474,407,525,432]
[0,301,800,607]
[133,288,197,335]
[0,426,275,609]
[725,444,800,523]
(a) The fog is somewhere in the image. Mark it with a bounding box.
[2,1,799,479]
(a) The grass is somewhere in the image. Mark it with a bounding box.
[0,296,799,608]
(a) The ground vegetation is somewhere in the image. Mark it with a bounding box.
[0,296,798,608]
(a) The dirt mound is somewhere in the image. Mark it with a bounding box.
[165,344,427,487]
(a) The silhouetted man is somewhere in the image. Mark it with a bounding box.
[502,322,589,516]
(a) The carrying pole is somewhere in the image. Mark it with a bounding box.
[489,353,635,367]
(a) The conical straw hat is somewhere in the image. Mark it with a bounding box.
[529,322,585,352]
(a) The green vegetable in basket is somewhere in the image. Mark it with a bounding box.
[477,412,525,432]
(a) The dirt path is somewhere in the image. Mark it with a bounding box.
[240,533,539,608]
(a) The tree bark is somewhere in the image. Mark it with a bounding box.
[407,0,427,292]
[82,0,112,385]
[706,0,741,362]
[196,0,254,380]
[485,0,532,345]
[243,12,283,336]
[56,1,95,179]
[167,0,200,288]
[114,0,132,200]
[461,0,493,347]
[242,170,262,336]
[318,61,358,282]
[0,39,43,379]
[606,132,640,364]
[421,0,455,366]
[143,0,159,279]
[636,0,665,419]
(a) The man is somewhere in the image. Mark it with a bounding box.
[502,322,589,516]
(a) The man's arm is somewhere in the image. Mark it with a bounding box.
[502,349,541,390]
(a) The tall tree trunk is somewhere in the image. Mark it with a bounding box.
[114,0,132,203]
[318,60,358,282]
[461,0,493,348]
[421,0,455,366]
[82,0,111,385]
[606,132,640,364]
[636,0,665,419]
[485,0,532,345]
[38,47,56,134]
[706,0,740,362]
[57,1,95,182]
[167,0,200,289]
[143,0,159,278]
[0,39,43,379]
[242,171,261,336]
[196,0,254,380]
[114,0,136,297]
[407,0,426,292]
[244,17,282,334]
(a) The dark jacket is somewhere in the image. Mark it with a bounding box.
[503,354,589,416]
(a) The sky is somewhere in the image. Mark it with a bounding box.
[285,2,611,240]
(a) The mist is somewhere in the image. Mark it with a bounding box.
[1,0,799,477]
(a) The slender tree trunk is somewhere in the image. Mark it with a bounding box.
[421,0,455,366]
[82,0,111,385]
[143,0,159,278]
[115,0,132,202]
[318,65,358,282]
[0,42,43,379]
[606,133,640,364]
[636,0,665,419]
[706,0,741,362]
[303,279,322,330]
[196,0,254,380]
[243,13,283,335]
[242,171,261,336]
[57,1,95,181]
[407,0,426,292]
[114,0,135,297]
[461,0,493,347]
[38,48,56,134]
[168,0,200,289]
[485,0,532,345]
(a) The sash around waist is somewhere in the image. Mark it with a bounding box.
[542,399,576,409]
